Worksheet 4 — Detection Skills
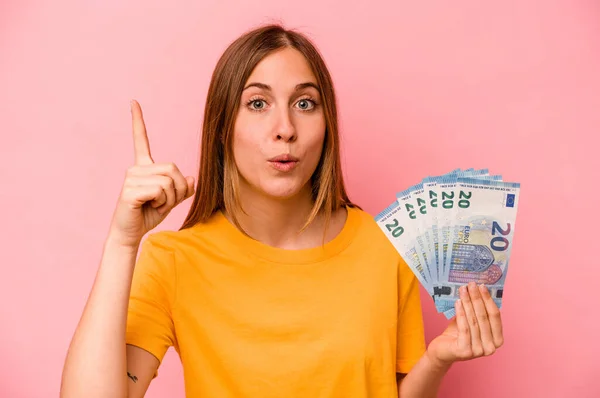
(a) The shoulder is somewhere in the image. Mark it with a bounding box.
[141,211,224,256]
[349,206,392,240]
[347,206,402,260]
[143,228,193,252]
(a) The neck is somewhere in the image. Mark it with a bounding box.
[225,183,328,250]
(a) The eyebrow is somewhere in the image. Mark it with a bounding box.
[243,82,321,92]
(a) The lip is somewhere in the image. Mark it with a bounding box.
[268,153,299,172]
[268,154,300,162]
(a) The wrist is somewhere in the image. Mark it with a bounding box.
[104,232,141,254]
[425,347,454,373]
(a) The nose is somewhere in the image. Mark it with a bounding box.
[273,108,297,142]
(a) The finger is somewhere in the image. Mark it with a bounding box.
[455,299,471,352]
[469,282,496,356]
[164,163,188,204]
[459,284,483,358]
[129,163,189,203]
[153,175,176,214]
[479,284,504,348]
[131,99,154,165]
[122,182,165,209]
[129,175,173,212]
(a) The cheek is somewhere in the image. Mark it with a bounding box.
[232,134,259,176]
[303,129,326,165]
[232,115,261,164]
[232,131,272,190]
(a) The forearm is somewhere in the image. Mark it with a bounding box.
[398,351,452,398]
[60,235,139,398]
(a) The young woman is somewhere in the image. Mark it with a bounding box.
[60,24,503,398]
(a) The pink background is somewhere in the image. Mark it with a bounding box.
[1,1,598,397]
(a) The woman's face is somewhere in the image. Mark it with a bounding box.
[232,47,326,201]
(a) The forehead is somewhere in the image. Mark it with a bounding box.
[245,47,317,88]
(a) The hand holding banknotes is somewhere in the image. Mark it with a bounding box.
[426,281,504,367]
[375,168,519,381]
[376,168,520,319]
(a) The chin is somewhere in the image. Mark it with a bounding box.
[237,170,313,201]
[262,186,302,200]
[258,179,310,200]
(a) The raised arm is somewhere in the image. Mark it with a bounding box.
[60,100,195,398]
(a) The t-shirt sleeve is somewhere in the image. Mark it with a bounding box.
[126,233,177,367]
[396,257,426,374]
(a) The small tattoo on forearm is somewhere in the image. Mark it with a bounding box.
[127,371,138,383]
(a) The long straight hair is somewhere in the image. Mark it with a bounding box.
[179,23,360,238]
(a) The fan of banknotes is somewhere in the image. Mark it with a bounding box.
[375,168,520,319]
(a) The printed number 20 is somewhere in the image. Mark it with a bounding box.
[385,218,404,238]
[491,221,511,251]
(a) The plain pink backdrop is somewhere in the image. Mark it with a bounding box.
[1,1,598,397]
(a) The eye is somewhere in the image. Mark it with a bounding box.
[295,98,317,111]
[248,98,267,111]
[245,96,318,113]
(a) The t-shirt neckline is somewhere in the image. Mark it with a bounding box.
[212,206,361,265]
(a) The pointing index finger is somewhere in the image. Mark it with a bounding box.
[131,100,154,165]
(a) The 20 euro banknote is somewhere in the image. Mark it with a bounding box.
[435,178,520,311]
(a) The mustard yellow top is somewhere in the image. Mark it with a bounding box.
[126,206,426,397]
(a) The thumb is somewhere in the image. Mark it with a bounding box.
[185,176,196,199]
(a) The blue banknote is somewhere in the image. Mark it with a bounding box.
[376,168,520,319]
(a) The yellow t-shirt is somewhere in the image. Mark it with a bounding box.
[126,206,426,397]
